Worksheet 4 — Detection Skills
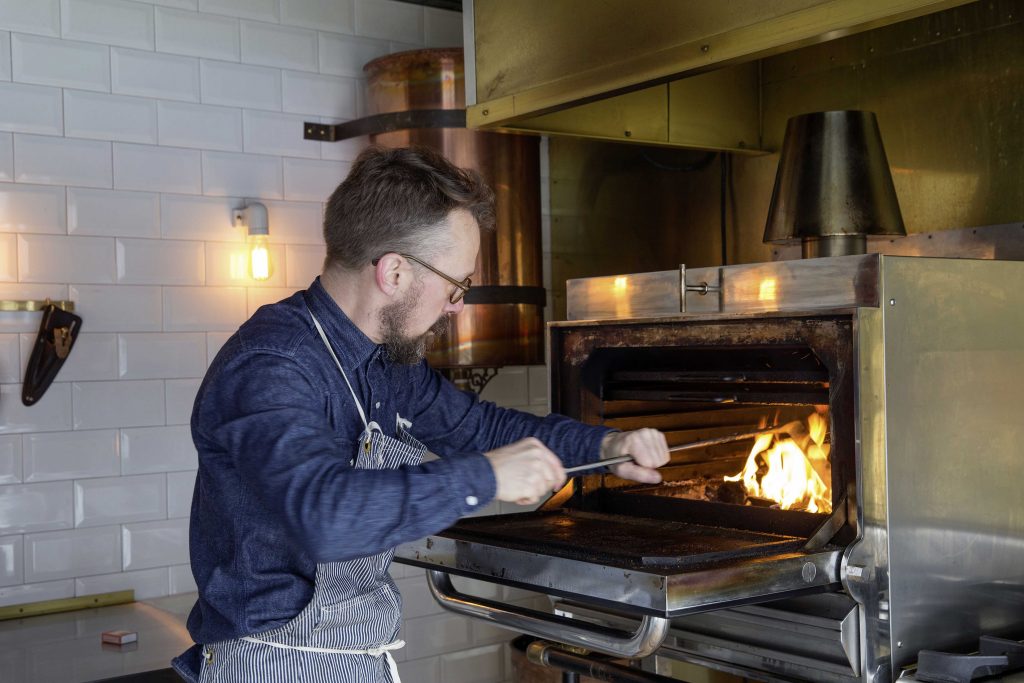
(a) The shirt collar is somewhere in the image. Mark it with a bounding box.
[304,277,380,368]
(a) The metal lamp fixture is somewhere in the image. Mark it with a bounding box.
[764,110,906,258]
[234,202,271,281]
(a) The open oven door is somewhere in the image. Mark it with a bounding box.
[393,486,848,658]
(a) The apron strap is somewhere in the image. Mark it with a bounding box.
[307,307,369,431]
[240,637,404,681]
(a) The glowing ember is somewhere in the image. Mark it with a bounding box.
[724,412,832,513]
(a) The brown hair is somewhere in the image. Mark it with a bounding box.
[322,145,495,272]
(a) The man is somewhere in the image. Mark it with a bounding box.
[172,146,668,682]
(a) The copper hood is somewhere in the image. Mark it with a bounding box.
[364,48,545,374]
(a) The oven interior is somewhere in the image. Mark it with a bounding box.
[447,315,858,573]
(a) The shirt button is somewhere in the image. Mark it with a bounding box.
[375,402,380,409]
[465,496,479,507]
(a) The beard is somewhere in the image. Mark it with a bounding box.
[379,287,450,365]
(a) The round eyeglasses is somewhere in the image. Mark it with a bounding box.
[372,253,472,304]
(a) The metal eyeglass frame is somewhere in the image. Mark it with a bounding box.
[372,253,472,304]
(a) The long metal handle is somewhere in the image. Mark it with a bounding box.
[565,425,782,476]
[426,570,669,658]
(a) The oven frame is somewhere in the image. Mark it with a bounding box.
[396,255,1024,683]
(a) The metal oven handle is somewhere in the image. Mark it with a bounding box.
[426,570,669,658]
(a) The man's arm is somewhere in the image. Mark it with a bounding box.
[197,350,497,564]
[405,360,611,467]
[406,362,670,482]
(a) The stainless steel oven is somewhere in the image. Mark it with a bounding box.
[395,254,1024,682]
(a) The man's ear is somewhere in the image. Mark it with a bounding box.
[374,253,404,297]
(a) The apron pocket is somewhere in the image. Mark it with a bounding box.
[311,583,401,647]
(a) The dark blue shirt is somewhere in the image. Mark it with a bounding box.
[183,278,612,646]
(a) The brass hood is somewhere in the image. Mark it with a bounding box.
[463,0,974,152]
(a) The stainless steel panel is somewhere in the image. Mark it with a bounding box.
[565,270,680,321]
[563,254,881,322]
[667,600,862,682]
[843,302,891,682]
[877,256,1024,673]
[395,535,842,618]
[774,222,1024,261]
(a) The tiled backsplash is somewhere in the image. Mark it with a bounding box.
[0,2,553,681]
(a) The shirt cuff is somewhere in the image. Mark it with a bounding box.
[585,425,618,465]
[442,451,497,514]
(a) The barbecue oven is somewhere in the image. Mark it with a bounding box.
[395,253,1024,682]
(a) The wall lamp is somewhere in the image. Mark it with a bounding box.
[233,202,272,281]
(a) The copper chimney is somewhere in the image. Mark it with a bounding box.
[763,110,906,258]
[364,49,544,375]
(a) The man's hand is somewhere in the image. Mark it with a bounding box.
[601,429,670,484]
[485,437,567,505]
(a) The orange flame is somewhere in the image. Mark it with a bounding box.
[724,412,832,513]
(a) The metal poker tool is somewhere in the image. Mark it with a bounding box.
[563,425,782,475]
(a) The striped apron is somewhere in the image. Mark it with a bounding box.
[196,310,424,682]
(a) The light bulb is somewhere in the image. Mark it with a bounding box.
[236,202,272,281]
[248,232,271,281]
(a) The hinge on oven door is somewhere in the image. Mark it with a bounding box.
[803,494,849,552]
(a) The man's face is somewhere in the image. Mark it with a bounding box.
[379,209,480,365]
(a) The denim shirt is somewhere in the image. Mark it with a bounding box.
[181,277,613,649]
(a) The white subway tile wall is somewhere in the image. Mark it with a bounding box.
[64,89,159,144]
[199,59,282,111]
[282,70,358,118]
[240,21,317,72]
[0,534,23,586]
[201,150,283,199]
[157,100,243,152]
[74,473,167,527]
[0,435,22,483]
[166,470,196,518]
[68,187,161,238]
[0,5,551,679]
[60,0,155,51]
[116,237,206,286]
[0,82,64,135]
[0,336,18,382]
[0,234,15,282]
[199,0,278,23]
[280,0,354,34]
[154,7,239,62]
[164,378,201,425]
[24,525,121,582]
[113,142,202,194]
[13,134,112,188]
[0,2,61,38]
[23,429,120,482]
[0,183,66,233]
[0,132,12,180]
[121,425,197,474]
[111,47,200,102]
[10,33,111,92]
[121,517,189,570]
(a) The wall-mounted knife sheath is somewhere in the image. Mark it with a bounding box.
[22,304,82,406]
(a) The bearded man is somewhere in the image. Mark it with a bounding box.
[172,146,668,683]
